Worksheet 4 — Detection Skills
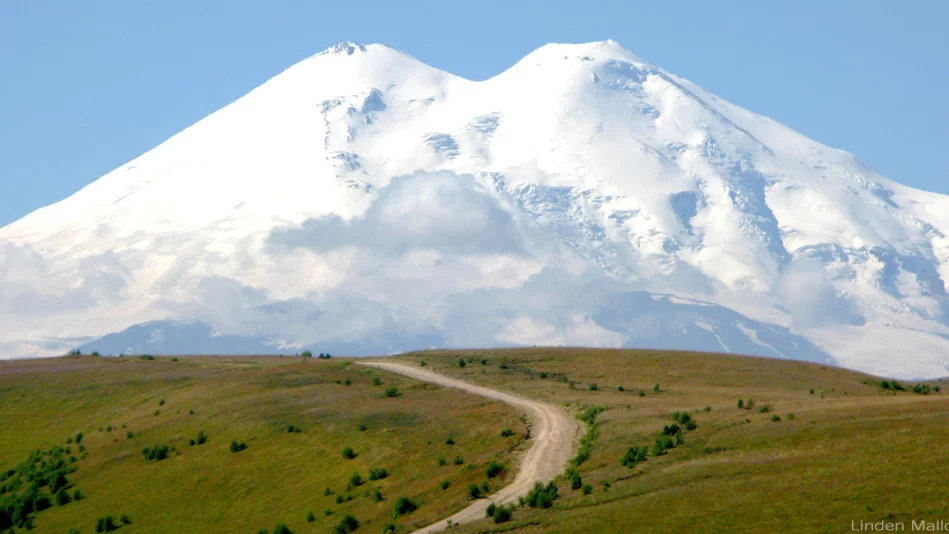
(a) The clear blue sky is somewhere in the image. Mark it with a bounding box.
[1,1,946,227]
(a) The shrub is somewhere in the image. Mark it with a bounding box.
[229,440,248,453]
[306,510,316,523]
[343,378,352,386]
[143,444,170,461]
[675,428,684,445]
[349,473,364,487]
[418,359,426,366]
[652,437,674,456]
[153,410,161,416]
[358,423,368,431]
[439,480,451,490]
[539,371,548,378]
[384,387,401,398]
[342,447,357,459]
[639,390,646,397]
[492,505,512,524]
[653,383,660,392]
[140,354,155,360]
[913,384,932,395]
[372,377,382,386]
[335,494,345,504]
[159,398,166,406]
[617,385,625,392]
[95,516,118,532]
[499,362,509,369]
[301,350,313,358]
[392,496,418,518]
[486,502,497,517]
[368,468,389,481]
[73,489,83,501]
[737,399,744,409]
[120,514,131,525]
[457,359,466,368]
[934,385,941,393]
[662,424,680,436]
[485,462,505,478]
[171,357,178,361]
[287,424,302,433]
[500,429,515,438]
[620,445,648,468]
[333,515,359,534]
[467,483,483,499]
[372,489,384,502]
[788,413,795,420]
[196,430,208,444]
[324,509,333,516]
[273,525,293,534]
[524,481,559,508]
[437,456,447,466]
[771,415,782,422]
[453,455,464,465]
[589,383,599,391]
[76,432,84,444]
[55,488,72,506]
[759,405,772,413]
[582,484,593,495]
[746,399,755,409]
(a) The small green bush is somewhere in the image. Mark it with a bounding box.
[759,405,772,413]
[95,516,118,532]
[384,387,401,398]
[539,371,548,378]
[273,524,293,534]
[457,359,466,368]
[589,383,599,391]
[349,473,364,487]
[306,510,315,523]
[453,455,464,465]
[617,385,625,392]
[771,415,782,422]
[120,515,131,525]
[500,428,515,438]
[492,505,512,524]
[485,461,505,478]
[467,483,483,499]
[229,440,248,453]
[445,437,455,445]
[582,484,593,495]
[620,445,648,468]
[392,496,418,518]
[342,447,357,459]
[372,488,384,502]
[524,481,559,508]
[439,480,451,490]
[368,468,389,481]
[301,350,313,358]
[486,502,497,518]
[372,377,382,386]
[142,444,170,461]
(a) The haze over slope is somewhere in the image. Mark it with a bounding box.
[2,40,948,378]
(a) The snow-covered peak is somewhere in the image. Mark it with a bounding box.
[2,41,949,379]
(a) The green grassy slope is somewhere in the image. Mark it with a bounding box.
[0,356,525,533]
[388,349,949,534]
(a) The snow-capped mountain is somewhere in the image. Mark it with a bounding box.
[3,40,949,378]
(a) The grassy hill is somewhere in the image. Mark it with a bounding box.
[0,356,525,533]
[387,349,949,533]
[2,349,947,533]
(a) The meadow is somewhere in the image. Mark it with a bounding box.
[0,355,525,533]
[388,349,949,534]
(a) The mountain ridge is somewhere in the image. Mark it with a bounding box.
[2,40,948,378]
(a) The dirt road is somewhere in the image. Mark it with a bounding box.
[357,361,577,533]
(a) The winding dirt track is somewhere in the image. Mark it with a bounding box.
[357,361,577,533]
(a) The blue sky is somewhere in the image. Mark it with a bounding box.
[1,1,946,227]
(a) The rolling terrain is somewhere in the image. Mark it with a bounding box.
[2,350,947,533]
